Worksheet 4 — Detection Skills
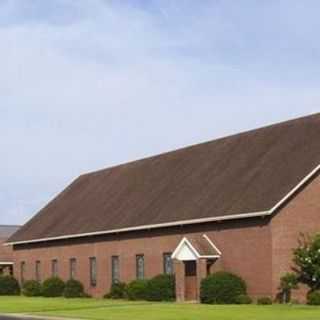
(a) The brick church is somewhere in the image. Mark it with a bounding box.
[6,113,320,301]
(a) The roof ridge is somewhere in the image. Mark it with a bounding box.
[82,112,320,177]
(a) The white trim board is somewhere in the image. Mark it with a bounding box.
[0,262,13,265]
[6,163,320,246]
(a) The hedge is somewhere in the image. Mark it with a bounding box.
[200,271,247,304]
[105,282,128,299]
[42,277,65,297]
[127,280,149,301]
[22,280,42,297]
[146,274,175,301]
[307,291,320,305]
[63,279,85,298]
[0,276,20,296]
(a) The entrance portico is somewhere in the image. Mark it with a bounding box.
[172,234,221,302]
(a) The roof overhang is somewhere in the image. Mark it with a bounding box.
[6,163,320,246]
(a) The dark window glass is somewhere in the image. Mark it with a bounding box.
[111,256,120,284]
[35,261,41,282]
[163,253,173,275]
[136,255,144,280]
[20,261,26,283]
[185,261,196,277]
[90,257,97,287]
[70,258,77,279]
[52,259,58,277]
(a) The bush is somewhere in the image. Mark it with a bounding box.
[257,297,273,305]
[22,280,42,297]
[200,272,247,304]
[127,280,149,301]
[307,291,320,305]
[0,276,20,296]
[42,277,65,297]
[146,274,175,301]
[235,294,252,304]
[105,282,127,299]
[63,279,85,298]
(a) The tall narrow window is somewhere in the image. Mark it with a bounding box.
[52,259,58,277]
[70,258,77,279]
[35,261,41,282]
[136,254,144,280]
[89,257,97,287]
[20,261,26,283]
[163,253,173,275]
[111,256,120,284]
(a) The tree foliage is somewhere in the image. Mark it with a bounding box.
[293,233,320,291]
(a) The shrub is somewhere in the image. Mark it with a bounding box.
[0,276,20,296]
[257,297,273,305]
[22,280,42,297]
[105,282,127,299]
[146,274,175,301]
[293,233,320,291]
[127,280,149,301]
[42,277,65,297]
[279,273,299,303]
[307,291,320,305]
[235,294,252,304]
[200,272,247,304]
[63,279,85,298]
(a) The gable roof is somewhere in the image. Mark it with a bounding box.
[171,234,221,260]
[8,113,320,245]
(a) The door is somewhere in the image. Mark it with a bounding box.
[184,261,197,301]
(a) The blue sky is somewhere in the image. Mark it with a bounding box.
[0,0,319,225]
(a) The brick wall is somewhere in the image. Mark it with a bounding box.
[13,218,272,298]
[271,175,320,302]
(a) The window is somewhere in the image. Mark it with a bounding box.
[89,257,97,287]
[35,261,41,282]
[20,261,26,283]
[52,259,58,277]
[136,255,144,280]
[111,256,120,284]
[163,253,173,275]
[70,258,77,279]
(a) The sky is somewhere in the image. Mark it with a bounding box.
[1,0,319,225]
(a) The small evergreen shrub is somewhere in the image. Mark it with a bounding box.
[146,274,175,301]
[22,280,42,297]
[257,297,273,305]
[235,294,252,304]
[0,276,20,296]
[63,279,85,298]
[200,272,247,304]
[127,280,149,301]
[307,291,320,305]
[42,277,65,297]
[105,282,127,299]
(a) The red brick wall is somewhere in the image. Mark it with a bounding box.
[12,218,272,298]
[0,239,13,262]
[271,175,320,301]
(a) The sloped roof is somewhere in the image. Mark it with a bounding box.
[0,225,20,240]
[8,113,320,244]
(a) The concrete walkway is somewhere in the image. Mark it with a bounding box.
[0,314,78,320]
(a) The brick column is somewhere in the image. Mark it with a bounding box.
[196,258,207,302]
[174,259,185,302]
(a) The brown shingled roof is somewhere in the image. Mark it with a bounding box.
[8,113,320,243]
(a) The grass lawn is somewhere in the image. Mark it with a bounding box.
[0,296,320,320]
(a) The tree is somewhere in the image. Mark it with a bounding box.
[293,233,320,292]
[279,273,298,303]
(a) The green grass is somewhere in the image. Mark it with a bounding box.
[0,296,320,320]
